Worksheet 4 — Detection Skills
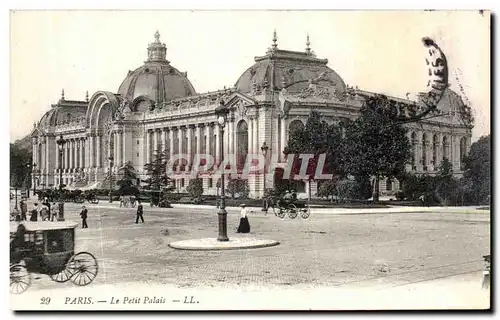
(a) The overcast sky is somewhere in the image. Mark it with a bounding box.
[10,10,490,142]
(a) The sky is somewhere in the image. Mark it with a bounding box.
[9,10,490,142]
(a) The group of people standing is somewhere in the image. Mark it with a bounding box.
[16,197,57,222]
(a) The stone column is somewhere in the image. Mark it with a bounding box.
[248,117,253,155]
[196,124,202,156]
[121,130,125,166]
[96,134,101,169]
[89,135,94,168]
[179,127,185,157]
[187,125,194,166]
[146,130,151,164]
[162,128,168,153]
[280,117,287,162]
[253,117,259,156]
[45,138,50,175]
[64,142,69,170]
[55,141,59,171]
[153,129,159,155]
[169,128,174,160]
[228,116,234,155]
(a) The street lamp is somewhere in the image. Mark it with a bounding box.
[108,156,114,203]
[215,99,229,242]
[261,142,269,211]
[57,135,66,191]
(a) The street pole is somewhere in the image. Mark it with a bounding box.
[215,101,229,242]
[261,142,269,211]
[217,124,228,241]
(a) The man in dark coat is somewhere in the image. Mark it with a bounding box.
[20,199,27,221]
[136,201,144,224]
[80,206,88,228]
[29,203,38,222]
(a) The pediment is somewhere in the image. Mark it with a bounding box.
[224,92,257,117]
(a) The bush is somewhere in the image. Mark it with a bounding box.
[354,175,372,200]
[186,178,203,202]
[395,191,405,201]
[336,179,357,203]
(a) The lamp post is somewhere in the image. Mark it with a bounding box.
[261,142,269,211]
[108,156,114,203]
[215,100,229,242]
[57,135,66,191]
[26,163,32,198]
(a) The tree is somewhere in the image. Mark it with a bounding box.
[341,95,412,202]
[461,135,491,205]
[10,143,32,190]
[226,177,249,199]
[142,150,175,204]
[284,110,345,200]
[186,177,204,202]
[117,161,139,196]
[434,158,459,206]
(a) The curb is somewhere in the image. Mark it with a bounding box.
[169,238,280,251]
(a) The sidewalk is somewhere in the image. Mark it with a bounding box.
[32,200,490,216]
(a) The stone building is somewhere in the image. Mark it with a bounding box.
[30,31,472,198]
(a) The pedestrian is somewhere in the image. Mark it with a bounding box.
[29,203,38,222]
[80,206,88,228]
[20,198,27,221]
[236,204,251,233]
[51,203,57,221]
[136,200,144,224]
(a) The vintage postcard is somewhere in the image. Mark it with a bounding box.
[9,10,490,311]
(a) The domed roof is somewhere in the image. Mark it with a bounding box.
[435,88,466,113]
[235,32,346,94]
[38,90,88,130]
[118,31,196,103]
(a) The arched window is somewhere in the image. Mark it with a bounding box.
[422,133,428,170]
[432,134,438,170]
[411,132,417,169]
[289,120,305,137]
[460,137,467,170]
[236,120,248,168]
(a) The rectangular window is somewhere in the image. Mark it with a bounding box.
[181,178,185,188]
[137,152,139,157]
[208,178,213,188]
[386,180,392,191]
[137,140,140,145]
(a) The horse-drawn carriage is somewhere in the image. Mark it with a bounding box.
[10,221,98,294]
[265,195,310,220]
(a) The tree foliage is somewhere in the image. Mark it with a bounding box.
[342,95,412,201]
[186,177,204,202]
[461,135,491,204]
[226,177,249,199]
[142,150,175,193]
[117,161,139,196]
[10,143,32,189]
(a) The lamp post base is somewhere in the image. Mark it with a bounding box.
[217,208,229,242]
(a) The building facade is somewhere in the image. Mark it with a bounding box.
[30,31,472,198]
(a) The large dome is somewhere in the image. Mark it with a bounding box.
[118,31,196,103]
[235,34,346,94]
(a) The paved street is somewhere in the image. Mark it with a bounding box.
[11,200,490,296]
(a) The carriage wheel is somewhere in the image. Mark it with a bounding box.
[300,207,311,219]
[69,252,98,286]
[49,262,76,283]
[10,264,31,294]
[276,207,286,220]
[287,204,298,219]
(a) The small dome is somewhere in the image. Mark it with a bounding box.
[234,33,346,94]
[436,88,466,113]
[117,31,196,103]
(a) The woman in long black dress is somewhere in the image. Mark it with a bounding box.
[237,204,250,233]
